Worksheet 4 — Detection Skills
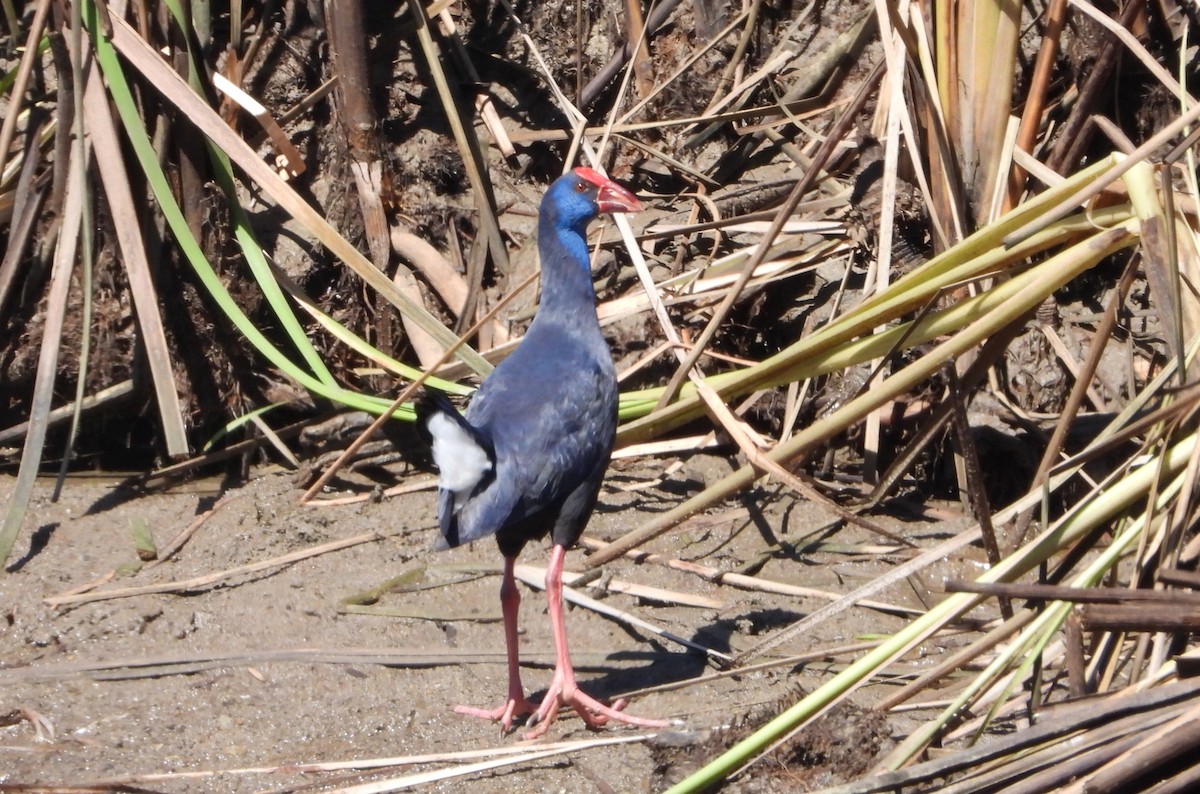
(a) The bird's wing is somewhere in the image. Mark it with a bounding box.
[480,354,617,526]
[526,367,615,510]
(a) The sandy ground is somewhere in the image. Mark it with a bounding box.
[0,459,976,792]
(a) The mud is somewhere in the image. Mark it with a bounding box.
[0,464,975,791]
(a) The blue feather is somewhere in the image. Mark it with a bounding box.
[412,171,665,734]
[417,171,621,557]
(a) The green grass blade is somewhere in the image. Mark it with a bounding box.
[156,0,337,387]
[99,8,491,376]
[83,2,411,420]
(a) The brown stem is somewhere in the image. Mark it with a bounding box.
[1006,0,1068,208]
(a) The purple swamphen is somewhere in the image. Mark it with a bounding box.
[416,167,668,737]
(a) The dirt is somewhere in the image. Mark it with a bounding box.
[0,462,975,792]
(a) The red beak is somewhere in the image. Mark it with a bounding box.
[573,167,644,214]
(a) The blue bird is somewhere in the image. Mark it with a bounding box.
[417,167,667,737]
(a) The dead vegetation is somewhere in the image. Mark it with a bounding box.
[4,0,1200,791]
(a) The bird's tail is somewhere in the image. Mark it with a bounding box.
[415,391,496,546]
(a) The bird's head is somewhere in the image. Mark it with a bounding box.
[543,167,643,236]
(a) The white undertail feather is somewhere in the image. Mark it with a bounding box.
[426,412,492,512]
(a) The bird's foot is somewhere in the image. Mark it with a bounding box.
[455,695,538,734]
[525,675,669,740]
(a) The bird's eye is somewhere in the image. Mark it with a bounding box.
[575,180,588,192]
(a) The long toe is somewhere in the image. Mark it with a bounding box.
[524,702,558,740]
[568,690,669,730]
[524,686,668,739]
[456,697,538,733]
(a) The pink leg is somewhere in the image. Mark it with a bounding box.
[455,556,537,732]
[525,544,669,739]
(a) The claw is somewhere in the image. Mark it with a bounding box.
[455,695,538,733]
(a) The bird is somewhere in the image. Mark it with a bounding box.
[416,167,668,738]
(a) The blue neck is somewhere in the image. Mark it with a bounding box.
[536,210,600,317]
